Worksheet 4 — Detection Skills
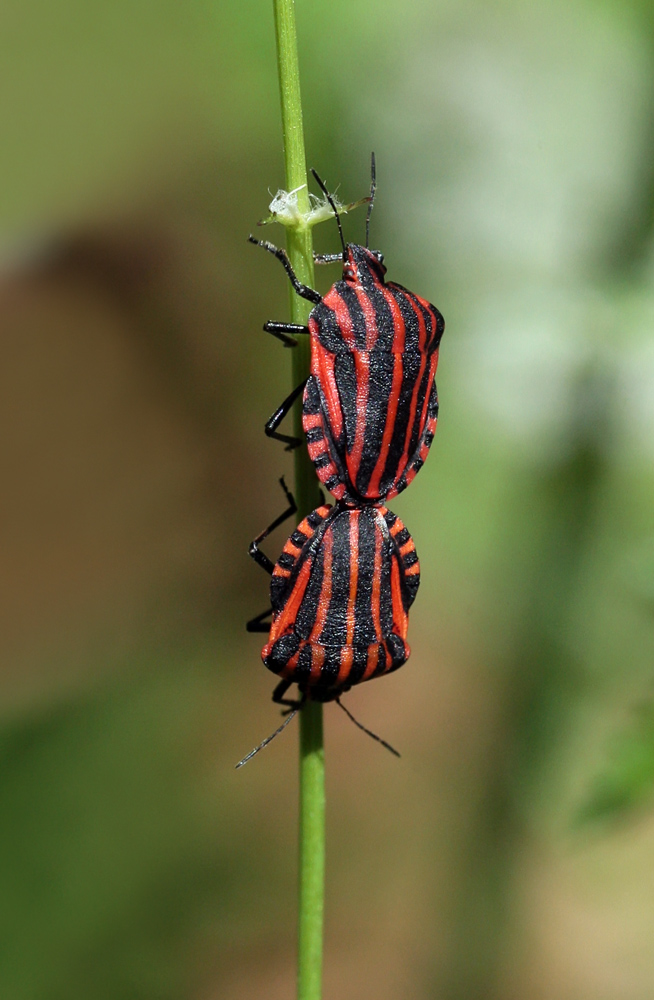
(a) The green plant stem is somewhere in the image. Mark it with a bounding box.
[272,2,325,999]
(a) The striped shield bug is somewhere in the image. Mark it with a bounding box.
[246,480,420,709]
[249,155,445,504]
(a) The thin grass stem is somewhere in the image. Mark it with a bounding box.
[272,2,325,998]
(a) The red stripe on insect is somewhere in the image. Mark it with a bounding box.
[370,522,383,642]
[353,286,379,350]
[345,512,359,646]
[361,643,379,681]
[389,556,408,638]
[330,290,355,349]
[337,646,354,687]
[269,558,312,643]
[309,529,333,646]
[313,344,344,441]
[310,645,325,684]
[346,355,370,486]
[330,481,346,501]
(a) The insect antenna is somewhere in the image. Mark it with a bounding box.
[235,710,298,768]
[311,168,347,259]
[336,697,400,758]
[366,152,377,249]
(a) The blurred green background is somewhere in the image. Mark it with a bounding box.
[1,1,654,998]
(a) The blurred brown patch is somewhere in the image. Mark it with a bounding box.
[0,215,262,711]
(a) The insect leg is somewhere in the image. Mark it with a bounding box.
[265,379,308,451]
[248,236,322,304]
[246,608,273,633]
[336,698,401,758]
[248,476,297,574]
[272,679,304,711]
[234,709,298,769]
[263,321,309,348]
[313,253,343,264]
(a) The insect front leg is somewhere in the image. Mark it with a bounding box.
[313,253,343,264]
[248,236,322,304]
[248,476,297,574]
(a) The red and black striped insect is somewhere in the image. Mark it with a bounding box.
[249,155,445,504]
[246,480,420,709]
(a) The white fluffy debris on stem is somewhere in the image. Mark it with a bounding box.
[264,185,345,227]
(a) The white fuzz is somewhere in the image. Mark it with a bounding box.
[265,185,345,227]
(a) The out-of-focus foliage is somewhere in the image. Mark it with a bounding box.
[1,1,654,999]
[577,700,654,826]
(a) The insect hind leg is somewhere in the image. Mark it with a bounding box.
[265,379,308,451]
[246,608,273,633]
[249,477,297,574]
[272,679,305,712]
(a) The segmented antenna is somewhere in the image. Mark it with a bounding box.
[366,152,377,249]
[235,710,298,768]
[336,697,400,757]
[311,168,346,258]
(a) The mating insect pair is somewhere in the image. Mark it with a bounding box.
[240,157,444,763]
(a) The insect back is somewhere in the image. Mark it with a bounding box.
[304,242,444,504]
[263,502,420,701]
